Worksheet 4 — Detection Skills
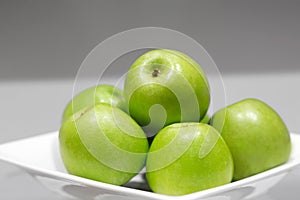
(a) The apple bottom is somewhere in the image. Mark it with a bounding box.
[146,123,234,195]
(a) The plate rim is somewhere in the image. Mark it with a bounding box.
[0,132,300,200]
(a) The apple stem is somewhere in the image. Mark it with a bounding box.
[152,68,160,77]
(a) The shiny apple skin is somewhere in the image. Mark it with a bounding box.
[211,98,291,180]
[62,85,127,122]
[124,49,210,135]
[59,103,148,185]
[146,123,233,195]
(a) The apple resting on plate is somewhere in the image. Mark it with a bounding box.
[146,123,234,195]
[211,98,291,180]
[59,103,149,185]
[58,48,292,196]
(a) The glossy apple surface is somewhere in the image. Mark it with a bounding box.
[146,123,233,195]
[211,98,291,180]
[200,113,210,124]
[59,103,149,185]
[124,49,210,135]
[62,85,127,122]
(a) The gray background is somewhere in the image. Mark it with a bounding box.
[1,0,300,80]
[0,0,300,199]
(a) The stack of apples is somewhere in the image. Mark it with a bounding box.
[59,49,291,196]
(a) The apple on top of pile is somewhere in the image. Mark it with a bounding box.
[59,49,291,196]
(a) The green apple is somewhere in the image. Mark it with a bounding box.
[200,113,211,124]
[124,49,210,135]
[146,123,233,195]
[211,98,291,181]
[59,103,149,185]
[62,84,127,122]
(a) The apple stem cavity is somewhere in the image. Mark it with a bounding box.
[152,68,160,77]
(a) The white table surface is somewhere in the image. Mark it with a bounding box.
[0,73,299,199]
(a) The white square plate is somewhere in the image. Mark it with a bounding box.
[0,132,300,200]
